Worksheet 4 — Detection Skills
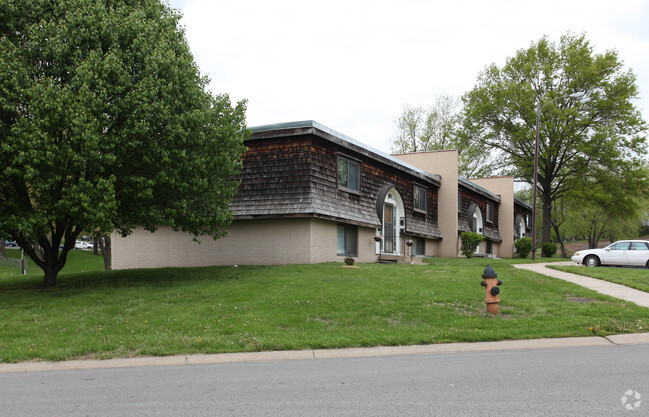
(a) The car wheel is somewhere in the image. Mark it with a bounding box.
[584,255,600,267]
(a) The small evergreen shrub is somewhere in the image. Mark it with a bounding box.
[344,255,355,266]
[514,237,532,258]
[542,242,557,258]
[460,232,484,258]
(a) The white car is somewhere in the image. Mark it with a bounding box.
[571,240,649,268]
[74,241,93,250]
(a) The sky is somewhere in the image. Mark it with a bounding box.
[166,0,649,154]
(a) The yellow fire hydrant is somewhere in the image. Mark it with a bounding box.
[481,264,502,314]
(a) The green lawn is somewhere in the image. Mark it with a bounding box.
[550,264,649,293]
[1,252,648,363]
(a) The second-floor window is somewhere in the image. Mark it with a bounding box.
[486,203,494,223]
[338,156,360,192]
[413,185,426,212]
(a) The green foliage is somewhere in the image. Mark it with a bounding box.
[556,161,649,247]
[463,32,647,245]
[541,242,557,258]
[460,232,484,258]
[515,237,533,258]
[0,0,248,286]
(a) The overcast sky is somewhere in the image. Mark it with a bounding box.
[166,0,649,154]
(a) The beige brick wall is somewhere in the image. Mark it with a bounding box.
[425,239,438,257]
[112,218,382,270]
[357,227,380,263]
[112,218,313,270]
[309,218,338,263]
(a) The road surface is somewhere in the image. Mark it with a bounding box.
[1,342,648,416]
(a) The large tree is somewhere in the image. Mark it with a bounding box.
[0,0,248,287]
[556,160,649,251]
[463,33,647,245]
[391,94,492,177]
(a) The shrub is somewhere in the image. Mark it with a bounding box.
[514,237,533,258]
[343,255,355,266]
[460,232,484,258]
[542,242,557,258]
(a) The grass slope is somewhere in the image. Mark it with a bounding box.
[1,254,648,362]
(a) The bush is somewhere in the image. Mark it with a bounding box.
[460,232,484,258]
[343,255,355,266]
[515,237,533,258]
[542,242,557,258]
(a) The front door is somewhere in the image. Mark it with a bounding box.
[384,203,395,253]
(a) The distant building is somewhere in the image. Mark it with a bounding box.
[112,121,531,269]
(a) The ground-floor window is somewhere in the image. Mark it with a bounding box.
[337,224,357,257]
[413,237,425,256]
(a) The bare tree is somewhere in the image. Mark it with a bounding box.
[391,104,425,153]
[391,94,495,177]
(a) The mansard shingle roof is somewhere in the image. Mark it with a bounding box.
[230,121,442,238]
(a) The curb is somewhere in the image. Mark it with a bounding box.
[2,333,648,374]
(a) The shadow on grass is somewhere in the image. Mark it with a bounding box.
[0,264,271,293]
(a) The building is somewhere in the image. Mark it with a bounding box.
[111,121,531,269]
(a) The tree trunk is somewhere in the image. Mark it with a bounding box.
[551,223,568,258]
[39,245,64,287]
[541,192,553,244]
[41,264,58,288]
[98,234,112,270]
[0,238,5,258]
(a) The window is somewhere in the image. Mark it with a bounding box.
[413,237,425,256]
[338,156,360,192]
[337,224,357,256]
[630,242,649,250]
[486,204,494,223]
[609,242,630,251]
[413,185,427,212]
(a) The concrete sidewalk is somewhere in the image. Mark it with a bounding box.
[513,262,649,308]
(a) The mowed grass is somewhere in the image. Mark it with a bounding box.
[550,264,649,293]
[1,251,648,363]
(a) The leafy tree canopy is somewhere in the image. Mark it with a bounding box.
[555,159,649,249]
[463,32,647,244]
[0,0,248,286]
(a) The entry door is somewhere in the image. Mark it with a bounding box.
[384,203,395,253]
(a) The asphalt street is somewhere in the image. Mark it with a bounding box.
[1,342,648,417]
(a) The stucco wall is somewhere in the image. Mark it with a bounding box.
[393,150,459,258]
[470,176,515,258]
